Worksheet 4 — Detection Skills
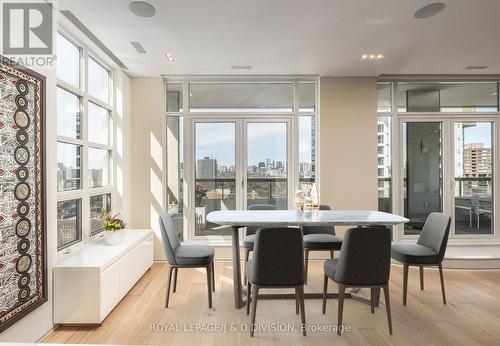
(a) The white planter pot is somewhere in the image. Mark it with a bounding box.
[103,230,125,246]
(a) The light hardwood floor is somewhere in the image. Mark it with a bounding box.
[43,262,500,345]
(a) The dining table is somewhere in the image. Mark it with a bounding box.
[206,209,409,309]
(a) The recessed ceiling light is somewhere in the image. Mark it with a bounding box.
[465,65,488,70]
[165,53,174,62]
[414,2,445,19]
[361,54,385,60]
[129,1,156,18]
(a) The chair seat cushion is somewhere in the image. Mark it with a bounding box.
[391,243,438,265]
[175,244,214,265]
[303,233,343,250]
[243,234,256,249]
[324,259,339,279]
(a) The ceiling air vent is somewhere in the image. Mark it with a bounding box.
[131,41,146,53]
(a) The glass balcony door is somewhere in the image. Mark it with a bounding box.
[453,121,494,235]
[245,120,290,210]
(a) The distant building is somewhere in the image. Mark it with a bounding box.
[463,143,492,177]
[197,156,217,179]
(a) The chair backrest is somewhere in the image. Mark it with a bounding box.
[334,227,392,285]
[251,227,304,286]
[417,212,451,263]
[245,204,277,235]
[302,204,336,235]
[158,213,181,265]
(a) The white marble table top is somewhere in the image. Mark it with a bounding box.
[207,210,409,227]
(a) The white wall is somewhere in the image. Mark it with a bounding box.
[130,78,166,260]
[319,77,379,234]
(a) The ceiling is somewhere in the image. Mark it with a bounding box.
[59,0,500,77]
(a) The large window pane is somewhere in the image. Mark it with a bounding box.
[398,83,499,112]
[378,117,392,213]
[166,116,184,241]
[57,143,82,191]
[454,122,493,235]
[195,123,236,236]
[57,32,80,88]
[299,116,316,191]
[90,194,112,235]
[247,122,288,209]
[88,102,110,145]
[189,83,293,112]
[403,122,443,235]
[88,57,110,103]
[378,83,392,113]
[88,148,110,187]
[299,82,316,112]
[166,83,183,112]
[57,199,82,250]
[57,87,81,138]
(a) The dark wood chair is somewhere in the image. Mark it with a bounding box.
[302,205,343,284]
[323,227,393,335]
[246,227,306,337]
[159,213,215,308]
[391,212,451,305]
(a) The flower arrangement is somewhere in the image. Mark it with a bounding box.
[195,184,207,200]
[95,209,126,232]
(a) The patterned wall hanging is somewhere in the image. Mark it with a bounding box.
[0,56,46,332]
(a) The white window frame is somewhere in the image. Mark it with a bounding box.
[163,77,319,244]
[379,80,500,245]
[56,29,114,253]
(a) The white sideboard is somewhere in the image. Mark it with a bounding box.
[54,229,154,324]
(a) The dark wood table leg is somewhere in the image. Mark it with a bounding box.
[231,226,245,309]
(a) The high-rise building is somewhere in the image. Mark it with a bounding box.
[464,143,492,177]
[196,156,217,179]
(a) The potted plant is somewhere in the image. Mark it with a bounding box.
[195,184,207,207]
[95,209,126,246]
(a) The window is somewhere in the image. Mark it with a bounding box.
[166,80,317,241]
[378,157,384,165]
[90,194,112,235]
[56,30,114,251]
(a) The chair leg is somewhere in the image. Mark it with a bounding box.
[403,264,409,306]
[298,285,307,336]
[304,249,309,285]
[250,285,260,337]
[173,267,178,293]
[438,263,447,305]
[383,284,393,335]
[337,284,346,336]
[419,266,424,290]
[165,266,174,308]
[322,275,328,314]
[246,281,252,315]
[370,288,375,313]
[295,287,300,315]
[244,248,250,285]
[206,265,213,309]
[212,262,215,292]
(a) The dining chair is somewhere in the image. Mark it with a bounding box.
[391,212,451,305]
[246,227,306,337]
[159,213,215,308]
[243,204,277,285]
[323,227,393,335]
[302,205,343,284]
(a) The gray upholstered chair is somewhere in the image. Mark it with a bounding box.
[159,213,215,308]
[391,212,451,305]
[246,227,306,337]
[302,205,343,284]
[243,204,277,285]
[323,227,393,335]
